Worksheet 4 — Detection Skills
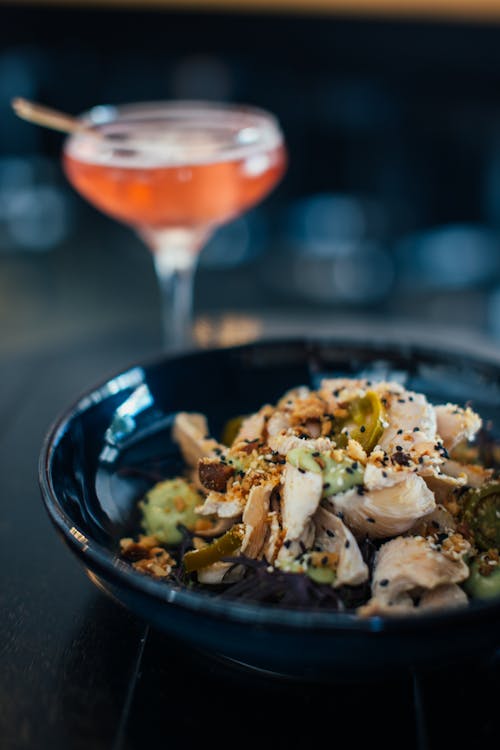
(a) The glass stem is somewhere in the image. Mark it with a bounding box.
[141,227,211,351]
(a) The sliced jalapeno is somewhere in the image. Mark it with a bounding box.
[183,525,244,572]
[348,391,385,453]
[221,415,247,446]
[461,481,500,550]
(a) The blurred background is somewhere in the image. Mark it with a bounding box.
[2,0,500,360]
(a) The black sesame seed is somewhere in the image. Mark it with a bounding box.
[413,427,420,432]
[312,451,320,457]
[345,541,351,549]
[323,483,330,489]
[326,529,335,538]
[398,399,406,403]
[298,467,306,474]
[396,445,403,451]
[366,517,376,524]
[345,467,354,475]
[360,425,366,433]
[321,556,329,566]
[284,539,292,548]
[382,470,388,478]
[397,429,403,435]
[379,579,389,587]
[352,462,358,470]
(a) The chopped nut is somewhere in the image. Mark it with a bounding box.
[120,535,176,579]
[198,458,235,492]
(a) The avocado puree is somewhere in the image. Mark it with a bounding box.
[140,477,200,544]
[287,447,364,497]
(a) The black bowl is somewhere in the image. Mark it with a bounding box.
[39,335,500,682]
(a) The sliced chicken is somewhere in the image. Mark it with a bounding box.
[197,560,244,584]
[172,412,223,468]
[233,406,272,445]
[313,505,369,587]
[327,471,436,539]
[439,459,493,488]
[407,503,456,537]
[375,386,438,457]
[241,481,275,559]
[422,459,492,504]
[263,510,281,564]
[267,432,335,456]
[277,385,311,408]
[419,583,468,610]
[435,403,482,452]
[267,410,291,438]
[319,378,369,412]
[280,463,323,541]
[277,521,316,566]
[358,534,470,616]
[196,490,243,519]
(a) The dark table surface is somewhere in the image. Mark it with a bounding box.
[1,221,499,750]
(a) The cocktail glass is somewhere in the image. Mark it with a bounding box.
[62,101,287,350]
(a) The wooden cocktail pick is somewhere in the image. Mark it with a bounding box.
[11,97,82,134]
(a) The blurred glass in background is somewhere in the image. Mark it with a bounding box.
[2,1,500,354]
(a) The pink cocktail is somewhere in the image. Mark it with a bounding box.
[63,101,287,348]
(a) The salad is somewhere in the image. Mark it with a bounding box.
[119,377,500,616]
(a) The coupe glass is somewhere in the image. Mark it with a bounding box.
[62,101,287,350]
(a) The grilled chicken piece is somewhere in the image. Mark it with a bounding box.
[267,410,291,438]
[172,412,222,468]
[277,522,316,565]
[439,459,493,488]
[419,583,468,610]
[313,505,369,586]
[435,403,482,452]
[280,463,323,541]
[268,432,335,456]
[358,534,470,616]
[241,482,275,559]
[194,517,235,538]
[319,378,368,412]
[233,407,272,446]
[422,459,493,504]
[197,560,244,584]
[263,510,281,564]
[407,503,456,537]
[277,385,311,408]
[196,490,243,519]
[327,471,436,539]
[375,385,438,457]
